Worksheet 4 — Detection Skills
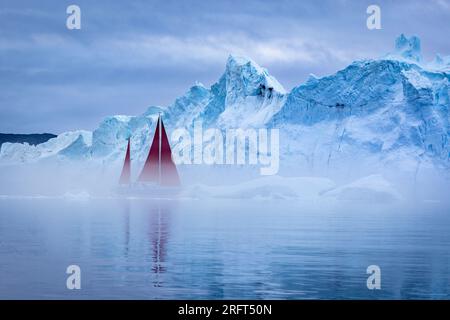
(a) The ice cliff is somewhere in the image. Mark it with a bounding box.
[1,35,448,181]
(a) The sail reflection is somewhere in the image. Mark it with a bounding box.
[120,199,174,287]
[149,203,171,275]
[148,201,173,287]
[122,200,131,258]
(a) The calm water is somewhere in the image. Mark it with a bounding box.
[0,198,449,299]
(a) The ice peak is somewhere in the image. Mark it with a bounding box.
[224,54,285,94]
[143,105,165,116]
[227,54,258,67]
[193,81,206,88]
[188,82,209,95]
[225,54,264,77]
[394,34,422,62]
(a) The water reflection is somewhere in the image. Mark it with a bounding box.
[149,202,172,287]
[122,200,130,258]
[0,199,449,299]
[120,200,174,287]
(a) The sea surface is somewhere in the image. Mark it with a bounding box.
[0,197,449,299]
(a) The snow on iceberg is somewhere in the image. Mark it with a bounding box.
[62,190,91,201]
[428,54,450,72]
[216,54,287,128]
[90,114,155,162]
[0,130,91,163]
[182,175,335,200]
[322,174,402,203]
[271,35,449,177]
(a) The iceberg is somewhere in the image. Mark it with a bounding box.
[181,175,335,200]
[322,175,402,203]
[0,35,448,190]
[0,130,91,163]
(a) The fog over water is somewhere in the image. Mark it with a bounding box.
[0,158,449,299]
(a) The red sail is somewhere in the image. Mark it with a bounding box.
[160,118,180,186]
[138,118,161,183]
[119,138,131,185]
[138,116,180,186]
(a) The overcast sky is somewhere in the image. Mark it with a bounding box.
[1,0,449,133]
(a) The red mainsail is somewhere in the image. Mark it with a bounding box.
[138,116,180,186]
[119,138,131,185]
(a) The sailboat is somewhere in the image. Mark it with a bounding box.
[137,114,180,186]
[116,115,181,196]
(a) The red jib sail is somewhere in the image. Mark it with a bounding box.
[138,115,180,186]
[119,138,131,185]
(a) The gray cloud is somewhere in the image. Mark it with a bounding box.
[0,0,449,133]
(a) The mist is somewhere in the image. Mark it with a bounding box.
[0,157,448,208]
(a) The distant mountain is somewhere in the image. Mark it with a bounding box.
[0,35,448,179]
[0,133,56,147]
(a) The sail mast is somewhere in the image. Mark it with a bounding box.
[158,114,162,185]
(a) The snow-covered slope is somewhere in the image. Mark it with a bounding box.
[270,57,449,175]
[269,34,449,176]
[322,174,402,202]
[164,54,286,129]
[0,35,448,180]
[215,55,286,128]
[90,114,156,162]
[181,175,335,200]
[0,130,91,163]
